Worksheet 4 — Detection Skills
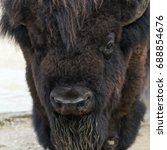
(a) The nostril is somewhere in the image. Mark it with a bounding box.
[56,101,63,108]
[77,101,85,108]
[50,87,95,115]
[50,94,63,108]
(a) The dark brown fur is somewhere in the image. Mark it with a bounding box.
[0,0,150,149]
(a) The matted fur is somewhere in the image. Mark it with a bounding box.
[37,0,104,49]
[1,0,103,50]
[50,114,106,150]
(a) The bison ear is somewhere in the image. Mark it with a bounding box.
[120,0,149,26]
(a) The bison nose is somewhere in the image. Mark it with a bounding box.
[50,86,95,116]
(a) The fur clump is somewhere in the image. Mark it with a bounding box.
[50,114,104,150]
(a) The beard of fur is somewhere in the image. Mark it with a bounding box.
[50,113,105,150]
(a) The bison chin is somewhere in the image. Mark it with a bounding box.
[49,113,107,150]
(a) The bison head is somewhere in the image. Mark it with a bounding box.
[0,0,149,149]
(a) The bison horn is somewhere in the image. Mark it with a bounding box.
[121,0,149,26]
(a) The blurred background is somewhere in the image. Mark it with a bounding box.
[0,37,32,113]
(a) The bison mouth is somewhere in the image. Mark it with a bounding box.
[49,113,107,150]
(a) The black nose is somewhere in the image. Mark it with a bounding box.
[50,86,95,116]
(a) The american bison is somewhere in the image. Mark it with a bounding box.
[0,0,150,149]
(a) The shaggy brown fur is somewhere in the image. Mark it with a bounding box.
[0,0,150,149]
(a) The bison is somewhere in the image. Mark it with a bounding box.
[0,0,150,150]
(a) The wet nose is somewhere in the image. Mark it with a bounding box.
[50,86,95,116]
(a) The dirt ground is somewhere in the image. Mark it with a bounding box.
[0,112,149,150]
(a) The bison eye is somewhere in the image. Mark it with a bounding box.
[99,32,115,60]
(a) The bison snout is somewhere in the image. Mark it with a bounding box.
[50,86,95,116]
